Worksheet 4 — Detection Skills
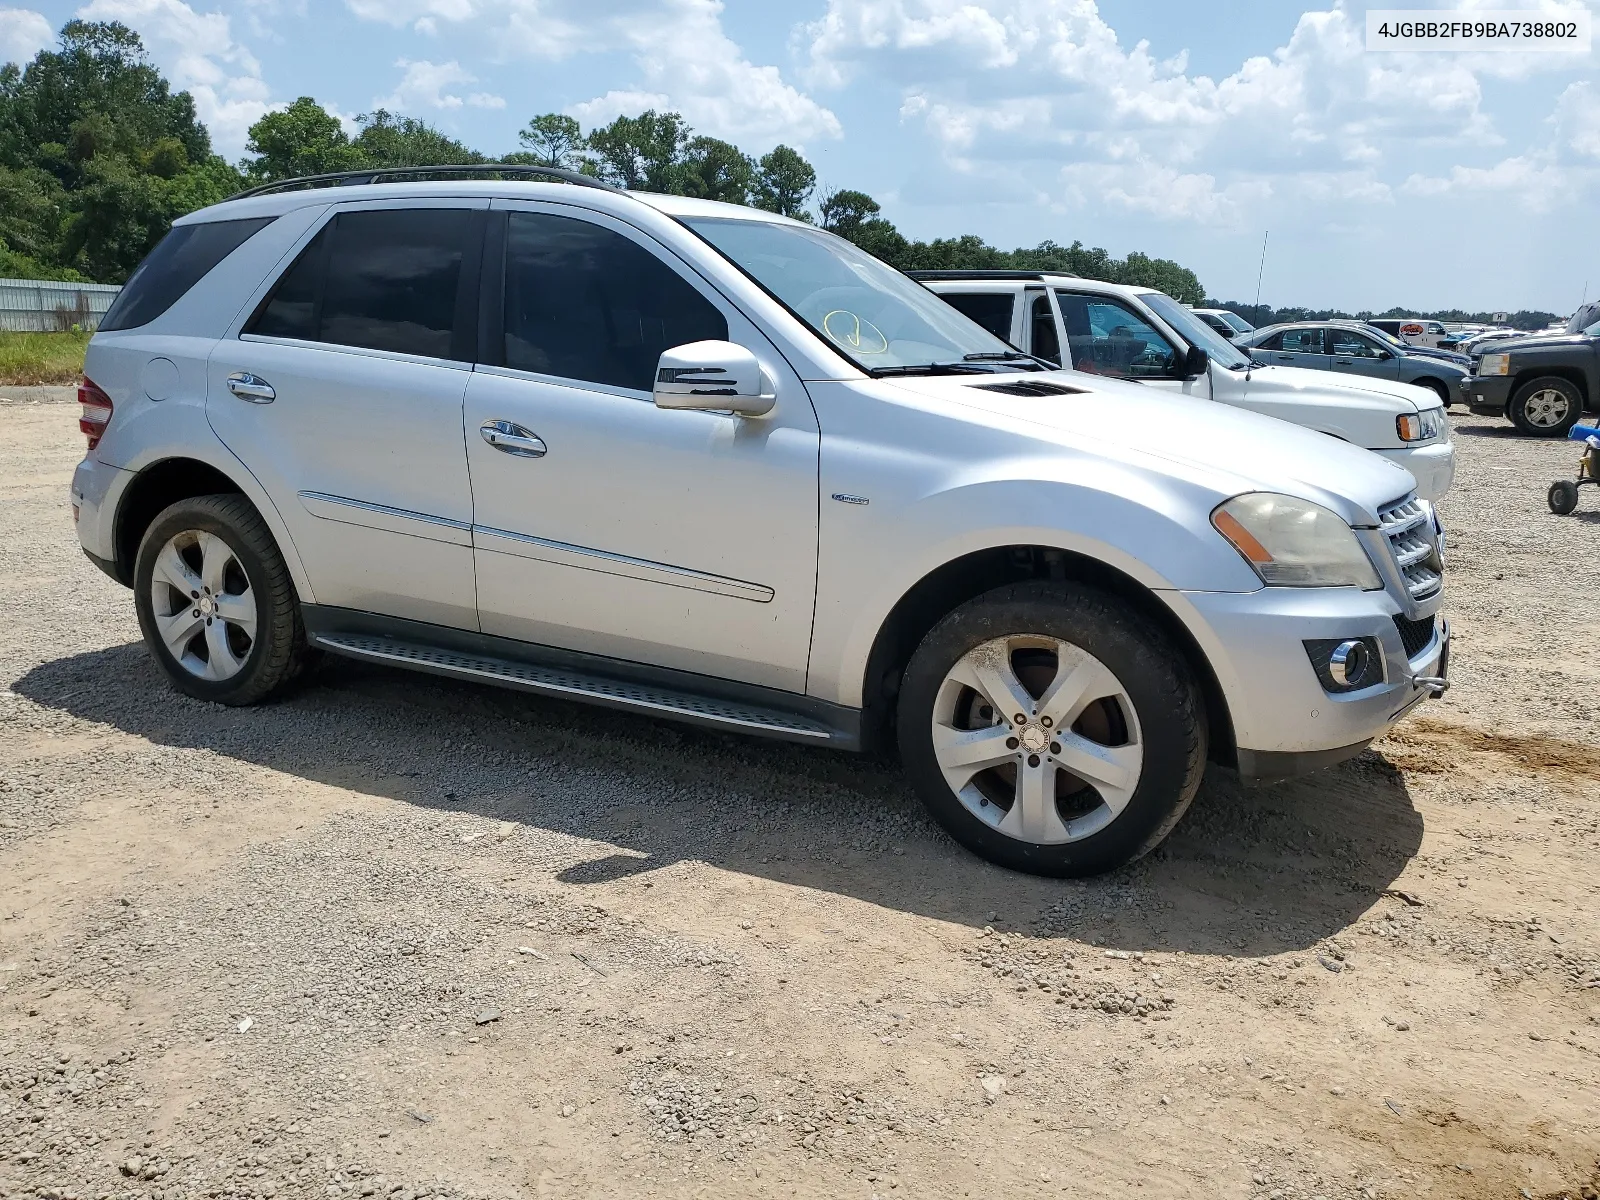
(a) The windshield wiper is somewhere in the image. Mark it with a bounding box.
[867,361,996,377]
[961,351,1051,370]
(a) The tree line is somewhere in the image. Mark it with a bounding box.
[1,20,1211,301]
[1208,301,1561,332]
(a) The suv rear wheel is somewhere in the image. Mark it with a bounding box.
[1509,376,1583,437]
[897,582,1206,877]
[133,494,312,705]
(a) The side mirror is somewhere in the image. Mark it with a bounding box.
[1181,345,1209,378]
[1375,349,1392,360]
[653,340,775,417]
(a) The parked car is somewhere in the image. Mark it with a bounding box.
[1331,321,1470,369]
[1368,318,1450,349]
[71,167,1450,879]
[1235,322,1468,407]
[1192,307,1254,338]
[916,272,1455,502]
[1450,328,1520,355]
[1461,310,1600,435]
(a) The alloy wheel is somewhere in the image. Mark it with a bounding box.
[146,529,257,681]
[1523,388,1573,429]
[929,634,1144,845]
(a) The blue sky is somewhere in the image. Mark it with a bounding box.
[3,0,1597,313]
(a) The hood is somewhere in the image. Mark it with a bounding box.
[1483,332,1593,354]
[1403,346,1471,366]
[876,371,1417,525]
[1237,363,1434,410]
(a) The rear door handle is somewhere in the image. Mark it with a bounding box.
[226,372,275,403]
[480,419,547,458]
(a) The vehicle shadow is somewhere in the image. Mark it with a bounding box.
[13,644,1424,958]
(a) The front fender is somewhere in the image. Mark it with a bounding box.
[807,458,1260,708]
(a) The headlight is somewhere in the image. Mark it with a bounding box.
[1397,408,1445,441]
[1211,493,1383,589]
[1478,353,1510,376]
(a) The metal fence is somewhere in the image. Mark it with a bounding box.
[0,278,122,332]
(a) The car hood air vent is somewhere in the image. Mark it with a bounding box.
[969,379,1086,397]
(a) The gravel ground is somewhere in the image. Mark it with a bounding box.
[2,389,1598,1200]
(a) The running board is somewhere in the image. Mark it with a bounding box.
[312,632,841,744]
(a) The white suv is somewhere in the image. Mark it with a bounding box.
[917,272,1455,503]
[70,167,1449,877]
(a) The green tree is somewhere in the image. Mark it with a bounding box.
[515,113,586,169]
[586,110,689,191]
[750,145,815,219]
[242,97,363,182]
[680,136,753,203]
[818,188,880,238]
[354,109,482,168]
[1116,250,1204,306]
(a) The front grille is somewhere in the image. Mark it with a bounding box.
[970,380,1085,397]
[1392,613,1437,658]
[1378,497,1443,602]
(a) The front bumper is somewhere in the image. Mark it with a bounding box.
[1373,439,1455,503]
[1459,373,1512,415]
[1173,585,1448,782]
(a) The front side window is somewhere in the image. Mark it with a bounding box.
[1280,328,1326,354]
[941,292,1016,340]
[101,217,275,331]
[681,216,1024,374]
[501,211,728,392]
[1055,291,1177,378]
[1330,329,1383,358]
[246,208,472,360]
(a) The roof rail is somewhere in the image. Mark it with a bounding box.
[229,163,619,201]
[905,269,1078,282]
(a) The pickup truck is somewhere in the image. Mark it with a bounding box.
[1461,307,1600,435]
[915,272,1455,502]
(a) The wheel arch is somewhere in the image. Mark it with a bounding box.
[858,544,1237,768]
[1511,367,1589,408]
[113,458,266,588]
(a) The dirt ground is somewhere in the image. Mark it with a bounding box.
[2,386,1598,1200]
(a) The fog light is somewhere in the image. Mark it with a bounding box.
[1305,636,1384,693]
[1329,640,1371,687]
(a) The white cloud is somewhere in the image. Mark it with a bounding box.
[1553,81,1600,159]
[341,0,841,148]
[76,0,273,157]
[377,58,490,111]
[0,7,52,65]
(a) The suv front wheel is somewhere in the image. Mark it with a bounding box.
[133,494,312,705]
[897,582,1206,877]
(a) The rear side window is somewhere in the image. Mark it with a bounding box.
[941,292,1015,340]
[246,208,475,360]
[1280,328,1326,354]
[100,217,275,331]
[500,211,727,391]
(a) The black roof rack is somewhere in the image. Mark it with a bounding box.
[905,269,1078,282]
[229,163,619,201]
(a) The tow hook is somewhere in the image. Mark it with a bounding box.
[1412,675,1449,696]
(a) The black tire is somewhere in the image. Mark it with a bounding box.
[1509,376,1583,437]
[1548,480,1580,515]
[896,581,1206,877]
[1415,378,1451,408]
[133,493,312,705]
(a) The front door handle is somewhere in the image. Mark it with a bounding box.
[1274,353,1294,360]
[226,372,275,403]
[480,419,547,458]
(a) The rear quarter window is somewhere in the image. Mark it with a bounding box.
[939,292,1016,340]
[99,217,277,332]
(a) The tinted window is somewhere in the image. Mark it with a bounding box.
[1030,294,1060,365]
[1280,328,1326,354]
[1256,331,1283,351]
[942,292,1015,340]
[1330,329,1383,358]
[246,209,472,359]
[100,217,275,331]
[1055,292,1177,378]
[502,211,727,391]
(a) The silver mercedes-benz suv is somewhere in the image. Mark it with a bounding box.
[70,165,1449,877]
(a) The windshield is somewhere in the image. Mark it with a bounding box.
[680,217,1028,373]
[1219,311,1253,334]
[1142,292,1251,369]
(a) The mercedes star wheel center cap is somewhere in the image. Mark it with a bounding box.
[1019,724,1049,752]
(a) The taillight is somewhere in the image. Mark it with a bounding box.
[79,378,113,453]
